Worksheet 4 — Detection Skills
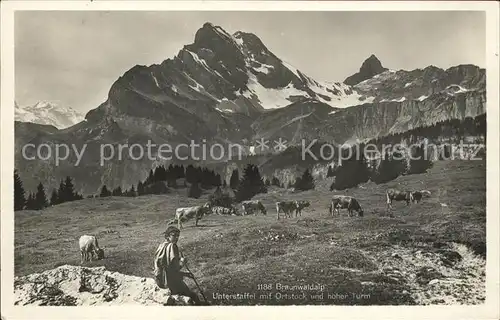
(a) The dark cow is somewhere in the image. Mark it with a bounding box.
[276,201,297,219]
[294,200,310,217]
[386,188,413,209]
[411,189,431,203]
[241,200,267,216]
[329,195,364,217]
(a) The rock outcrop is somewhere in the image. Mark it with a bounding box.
[344,55,388,85]
[14,265,193,306]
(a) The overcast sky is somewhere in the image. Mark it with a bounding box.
[15,11,485,113]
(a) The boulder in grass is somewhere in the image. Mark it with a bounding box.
[437,249,463,267]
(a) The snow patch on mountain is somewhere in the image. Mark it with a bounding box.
[254,63,274,74]
[380,97,407,103]
[233,36,244,47]
[188,82,204,93]
[15,101,84,129]
[328,92,375,108]
[244,59,374,109]
[310,79,375,108]
[216,107,234,113]
[242,75,305,109]
[355,69,398,90]
[279,112,314,129]
[181,71,219,101]
[151,73,160,88]
[445,84,470,95]
[187,50,224,78]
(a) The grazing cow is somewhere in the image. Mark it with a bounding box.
[329,195,364,217]
[294,200,310,217]
[211,206,221,215]
[386,188,413,209]
[412,189,432,203]
[411,190,431,203]
[79,235,104,264]
[421,190,432,197]
[276,201,297,219]
[171,202,212,229]
[212,206,237,215]
[411,191,423,203]
[241,200,267,216]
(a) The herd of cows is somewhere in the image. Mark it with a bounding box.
[78,188,432,263]
[167,188,432,230]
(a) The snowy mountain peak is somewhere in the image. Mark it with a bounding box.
[15,101,84,129]
[32,101,54,109]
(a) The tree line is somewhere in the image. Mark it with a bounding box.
[14,170,83,211]
[97,164,224,199]
[96,160,314,202]
[206,163,315,209]
[13,159,318,212]
[367,114,486,147]
[327,142,433,191]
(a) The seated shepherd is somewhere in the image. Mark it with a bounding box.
[153,226,202,305]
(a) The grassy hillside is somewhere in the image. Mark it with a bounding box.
[14,159,486,305]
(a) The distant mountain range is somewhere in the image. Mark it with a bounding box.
[15,101,84,129]
[14,22,486,194]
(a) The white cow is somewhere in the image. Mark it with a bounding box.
[171,202,212,229]
[79,235,104,264]
[212,206,237,215]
